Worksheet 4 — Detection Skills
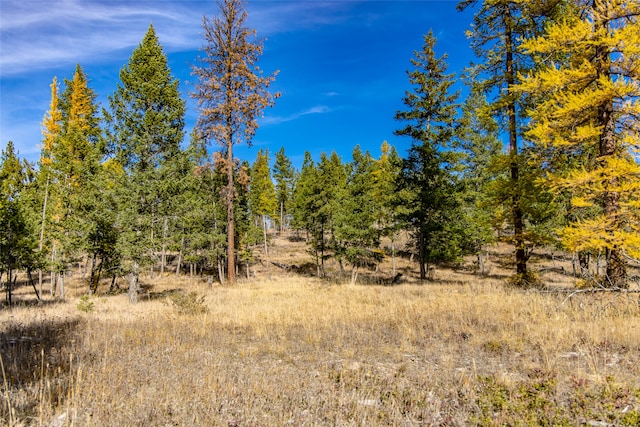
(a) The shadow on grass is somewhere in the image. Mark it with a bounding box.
[0,317,84,419]
[140,288,183,301]
[0,298,68,310]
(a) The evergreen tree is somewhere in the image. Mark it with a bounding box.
[291,151,346,276]
[456,86,503,273]
[517,0,640,287]
[248,149,277,255]
[49,64,103,298]
[192,0,279,285]
[458,0,563,281]
[273,147,294,235]
[291,151,316,237]
[394,31,464,280]
[180,136,227,282]
[334,146,380,283]
[315,152,347,276]
[371,141,403,276]
[108,24,185,171]
[236,159,260,277]
[0,142,40,305]
[106,24,186,301]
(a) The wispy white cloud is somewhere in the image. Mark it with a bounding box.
[262,105,332,125]
[0,0,202,77]
[0,0,359,78]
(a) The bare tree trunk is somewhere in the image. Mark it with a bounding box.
[27,270,41,302]
[279,201,283,236]
[594,0,626,288]
[161,216,168,275]
[176,235,184,276]
[59,271,65,300]
[81,257,88,278]
[109,273,118,293]
[128,262,139,303]
[578,252,590,276]
[505,8,527,277]
[320,222,326,277]
[226,128,236,285]
[6,269,12,306]
[50,244,57,297]
[391,236,396,277]
[89,252,98,295]
[218,259,225,285]
[263,214,269,256]
[418,229,426,281]
[38,175,49,298]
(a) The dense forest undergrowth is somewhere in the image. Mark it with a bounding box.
[2,237,640,426]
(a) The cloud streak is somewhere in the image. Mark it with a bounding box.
[0,0,201,76]
[0,0,359,78]
[262,105,332,125]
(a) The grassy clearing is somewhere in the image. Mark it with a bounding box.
[1,242,640,425]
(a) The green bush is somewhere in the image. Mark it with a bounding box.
[167,291,208,316]
[76,295,95,313]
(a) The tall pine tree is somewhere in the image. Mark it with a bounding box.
[192,0,279,285]
[248,149,277,256]
[456,86,503,273]
[106,24,186,301]
[371,141,403,276]
[0,142,40,305]
[334,146,380,284]
[394,31,464,280]
[273,147,294,235]
[458,0,563,281]
[49,64,103,298]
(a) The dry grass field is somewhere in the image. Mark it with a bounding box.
[2,237,640,426]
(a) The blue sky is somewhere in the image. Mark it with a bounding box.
[0,0,477,169]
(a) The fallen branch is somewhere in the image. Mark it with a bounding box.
[543,287,640,308]
[271,261,297,271]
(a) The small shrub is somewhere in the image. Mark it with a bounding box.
[76,295,94,313]
[482,339,509,354]
[507,271,542,289]
[167,291,208,316]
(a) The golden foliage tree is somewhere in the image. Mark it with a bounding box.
[192,0,278,284]
[37,77,63,290]
[518,0,640,287]
[48,64,102,298]
[41,77,62,167]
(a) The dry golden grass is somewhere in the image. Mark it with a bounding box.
[2,239,640,426]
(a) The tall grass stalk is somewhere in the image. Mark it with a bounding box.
[1,355,13,426]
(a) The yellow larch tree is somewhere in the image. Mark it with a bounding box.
[48,64,102,298]
[518,0,640,287]
[37,77,63,292]
[41,77,62,166]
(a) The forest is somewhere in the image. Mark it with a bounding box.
[1,0,639,305]
[2,0,640,425]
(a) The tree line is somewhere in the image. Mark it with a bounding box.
[1,0,638,304]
